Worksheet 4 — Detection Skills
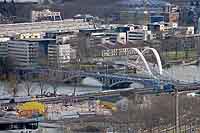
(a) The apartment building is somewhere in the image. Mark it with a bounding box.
[0,37,10,58]
[8,40,39,67]
[48,36,76,67]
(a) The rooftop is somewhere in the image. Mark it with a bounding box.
[8,39,56,45]
[0,116,38,124]
[117,0,171,7]
[21,38,56,42]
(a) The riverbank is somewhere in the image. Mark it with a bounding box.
[163,59,199,68]
[162,50,197,61]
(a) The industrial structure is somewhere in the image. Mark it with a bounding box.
[31,9,62,22]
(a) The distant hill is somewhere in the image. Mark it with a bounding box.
[39,0,121,18]
[163,0,193,6]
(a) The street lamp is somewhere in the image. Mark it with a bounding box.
[175,87,179,133]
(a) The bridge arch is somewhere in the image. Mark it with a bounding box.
[136,47,163,75]
[109,81,134,90]
[128,48,153,76]
[82,77,103,87]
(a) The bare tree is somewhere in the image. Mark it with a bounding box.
[114,93,200,131]
[48,70,62,96]
[7,73,19,97]
[0,81,8,95]
[23,74,34,96]
[38,73,48,97]
[0,56,15,80]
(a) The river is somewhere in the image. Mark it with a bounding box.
[165,65,200,81]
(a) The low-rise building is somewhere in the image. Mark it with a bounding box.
[32,9,62,22]
[86,25,155,45]
[127,30,145,41]
[44,31,75,39]
[16,32,44,40]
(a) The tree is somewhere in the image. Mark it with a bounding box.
[0,81,8,96]
[38,73,48,96]
[8,73,19,97]
[48,70,62,96]
[0,56,15,80]
[23,74,34,96]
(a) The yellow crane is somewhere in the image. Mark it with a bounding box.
[144,0,149,27]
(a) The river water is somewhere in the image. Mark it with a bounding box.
[165,65,200,81]
[0,65,199,132]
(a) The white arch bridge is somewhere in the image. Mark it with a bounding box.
[121,47,174,80]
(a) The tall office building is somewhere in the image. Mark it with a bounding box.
[8,40,39,67]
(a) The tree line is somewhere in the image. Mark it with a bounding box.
[0,57,64,97]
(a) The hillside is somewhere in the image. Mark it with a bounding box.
[40,0,121,18]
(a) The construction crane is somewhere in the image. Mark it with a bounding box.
[144,0,148,29]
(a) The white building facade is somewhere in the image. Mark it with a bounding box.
[32,9,62,22]
[48,36,76,67]
[8,41,39,67]
[0,37,10,58]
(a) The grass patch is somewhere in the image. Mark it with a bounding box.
[162,50,197,60]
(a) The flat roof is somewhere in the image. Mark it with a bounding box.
[22,38,56,42]
[117,0,171,7]
[79,28,106,32]
[20,38,56,42]
[46,30,74,34]
[0,116,38,124]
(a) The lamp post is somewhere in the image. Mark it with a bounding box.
[175,87,179,133]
